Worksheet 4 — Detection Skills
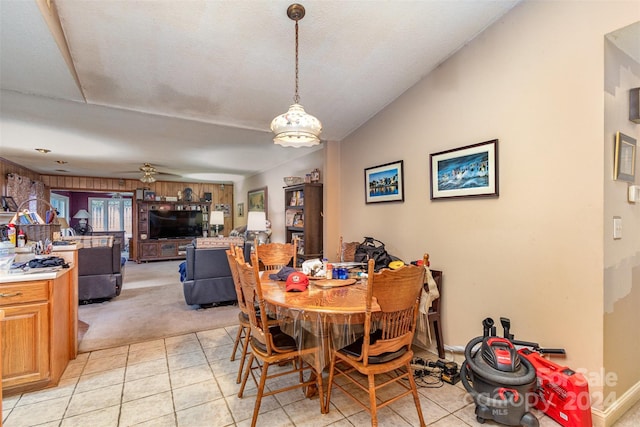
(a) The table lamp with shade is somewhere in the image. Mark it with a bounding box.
[210,211,224,237]
[57,217,72,236]
[73,209,92,235]
[246,211,269,246]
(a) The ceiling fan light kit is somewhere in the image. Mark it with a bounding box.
[271,3,322,148]
[139,163,157,183]
[140,173,156,183]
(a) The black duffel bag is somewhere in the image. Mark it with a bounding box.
[354,237,393,271]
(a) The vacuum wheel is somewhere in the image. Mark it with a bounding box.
[476,415,486,424]
[520,412,539,427]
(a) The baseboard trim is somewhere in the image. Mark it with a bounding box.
[591,381,640,427]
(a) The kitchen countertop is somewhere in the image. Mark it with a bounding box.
[0,264,74,283]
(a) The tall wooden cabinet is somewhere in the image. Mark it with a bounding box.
[134,200,211,263]
[284,183,323,264]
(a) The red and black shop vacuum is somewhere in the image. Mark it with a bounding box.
[462,317,593,427]
[461,317,539,426]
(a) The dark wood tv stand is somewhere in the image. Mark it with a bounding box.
[133,200,210,263]
[136,238,195,263]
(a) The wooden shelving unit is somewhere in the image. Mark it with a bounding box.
[134,200,210,263]
[284,183,323,264]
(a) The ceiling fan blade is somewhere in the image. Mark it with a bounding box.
[116,163,182,180]
[156,171,182,177]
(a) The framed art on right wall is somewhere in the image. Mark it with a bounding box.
[364,160,404,204]
[614,132,637,182]
[430,139,499,200]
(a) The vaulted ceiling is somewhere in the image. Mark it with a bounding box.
[2,0,525,183]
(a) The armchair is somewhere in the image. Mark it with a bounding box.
[182,239,251,307]
[77,242,125,303]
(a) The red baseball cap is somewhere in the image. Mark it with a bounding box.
[286,272,309,292]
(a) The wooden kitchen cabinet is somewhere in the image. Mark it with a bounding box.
[2,298,50,387]
[1,262,77,396]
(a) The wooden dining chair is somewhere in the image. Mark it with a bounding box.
[226,245,251,383]
[254,240,297,271]
[337,235,359,262]
[428,269,444,359]
[236,252,326,426]
[326,256,427,427]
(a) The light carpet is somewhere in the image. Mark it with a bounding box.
[77,259,240,353]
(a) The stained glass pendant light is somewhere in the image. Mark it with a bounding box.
[270,4,322,147]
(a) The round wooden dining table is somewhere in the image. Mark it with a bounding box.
[259,273,380,372]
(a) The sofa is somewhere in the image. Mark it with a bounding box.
[63,235,125,303]
[181,237,251,307]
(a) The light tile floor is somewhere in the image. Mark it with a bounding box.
[2,325,640,426]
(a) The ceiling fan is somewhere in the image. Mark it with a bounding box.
[139,163,157,183]
[118,163,183,183]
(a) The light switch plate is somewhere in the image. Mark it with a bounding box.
[629,185,639,203]
[613,216,622,239]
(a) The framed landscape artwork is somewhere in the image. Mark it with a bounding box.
[430,139,499,200]
[364,160,405,204]
[247,187,268,214]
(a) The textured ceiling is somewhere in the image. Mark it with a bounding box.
[1,0,525,182]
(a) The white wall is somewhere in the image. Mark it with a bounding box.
[603,33,640,406]
[335,0,639,412]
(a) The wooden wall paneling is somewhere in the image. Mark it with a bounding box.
[163,182,172,197]
[2,158,236,236]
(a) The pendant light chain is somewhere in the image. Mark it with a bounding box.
[270,3,322,147]
[294,20,300,105]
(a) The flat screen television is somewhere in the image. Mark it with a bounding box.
[148,210,203,239]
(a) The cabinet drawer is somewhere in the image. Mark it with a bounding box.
[139,243,159,258]
[0,281,49,306]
